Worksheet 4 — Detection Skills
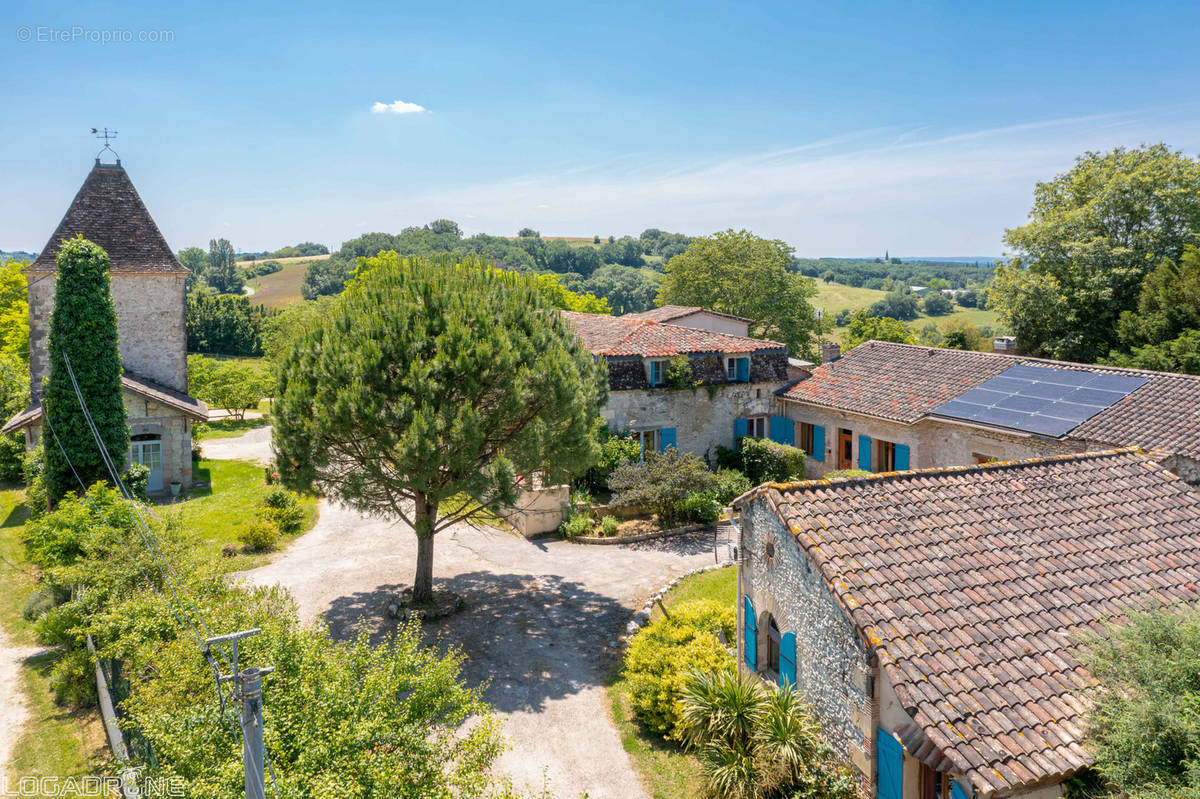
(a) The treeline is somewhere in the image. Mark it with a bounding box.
[301,222,686,313]
[991,144,1200,373]
[238,241,329,260]
[795,258,995,290]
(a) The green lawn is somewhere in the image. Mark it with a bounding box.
[193,416,271,441]
[178,459,319,566]
[608,565,737,798]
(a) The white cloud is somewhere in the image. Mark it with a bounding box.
[370,100,428,115]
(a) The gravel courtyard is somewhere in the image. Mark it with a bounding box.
[216,427,730,798]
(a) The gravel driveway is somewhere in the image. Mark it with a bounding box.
[225,427,730,798]
[0,629,43,787]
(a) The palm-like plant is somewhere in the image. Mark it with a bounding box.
[678,668,855,799]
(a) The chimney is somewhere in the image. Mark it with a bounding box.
[993,336,1016,354]
[821,341,841,363]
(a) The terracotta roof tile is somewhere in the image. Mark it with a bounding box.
[30,161,187,275]
[623,305,752,324]
[742,449,1200,795]
[561,311,783,357]
[780,341,1200,460]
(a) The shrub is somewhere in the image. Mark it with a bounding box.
[664,355,696,389]
[590,433,641,489]
[49,648,98,707]
[715,469,752,504]
[600,515,620,536]
[238,517,279,552]
[22,584,64,621]
[740,437,807,485]
[714,444,741,473]
[22,444,47,519]
[623,599,736,738]
[608,448,719,528]
[123,462,150,501]
[680,490,722,525]
[678,669,858,799]
[559,514,593,538]
[259,487,304,535]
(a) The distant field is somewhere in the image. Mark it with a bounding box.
[246,258,319,308]
[808,279,1002,345]
[811,280,886,315]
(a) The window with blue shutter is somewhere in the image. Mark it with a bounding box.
[649,360,663,386]
[735,357,750,382]
[812,425,825,462]
[858,435,872,471]
[769,416,794,446]
[734,418,748,448]
[779,631,796,687]
[894,443,910,471]
[743,596,757,669]
[951,780,969,799]
[876,729,903,799]
[659,427,676,452]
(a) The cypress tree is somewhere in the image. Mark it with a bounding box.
[43,236,128,502]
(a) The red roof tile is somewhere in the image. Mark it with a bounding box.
[780,341,1200,460]
[623,305,752,324]
[742,449,1200,795]
[561,311,783,357]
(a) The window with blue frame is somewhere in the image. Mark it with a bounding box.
[726,355,751,382]
[648,359,666,387]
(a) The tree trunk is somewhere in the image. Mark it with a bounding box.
[412,493,437,603]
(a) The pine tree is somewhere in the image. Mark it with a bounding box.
[43,236,128,503]
[274,254,607,602]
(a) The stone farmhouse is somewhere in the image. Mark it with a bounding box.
[776,340,1200,484]
[2,158,206,493]
[733,448,1200,799]
[562,311,792,459]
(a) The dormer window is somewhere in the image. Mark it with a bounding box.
[647,359,668,387]
[726,355,750,382]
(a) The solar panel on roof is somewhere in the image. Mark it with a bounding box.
[931,364,1148,438]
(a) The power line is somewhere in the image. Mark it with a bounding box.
[57,352,281,799]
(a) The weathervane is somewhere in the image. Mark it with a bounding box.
[92,127,120,163]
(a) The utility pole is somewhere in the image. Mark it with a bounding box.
[206,628,274,799]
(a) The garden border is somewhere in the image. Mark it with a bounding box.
[568,521,710,545]
[619,558,735,644]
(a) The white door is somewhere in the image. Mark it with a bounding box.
[130,439,164,492]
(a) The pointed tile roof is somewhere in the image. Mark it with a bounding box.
[29,160,187,275]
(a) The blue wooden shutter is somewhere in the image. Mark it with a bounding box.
[858,435,873,471]
[769,416,794,446]
[743,596,757,669]
[736,357,750,382]
[876,729,903,799]
[659,427,676,452]
[951,780,969,799]
[649,360,662,386]
[779,631,796,687]
[811,425,825,462]
[734,418,748,449]
[894,443,910,471]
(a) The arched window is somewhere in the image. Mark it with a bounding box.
[764,614,781,679]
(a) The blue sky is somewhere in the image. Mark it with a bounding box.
[4,0,1200,256]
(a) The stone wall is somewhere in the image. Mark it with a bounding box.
[498,484,570,538]
[602,381,779,460]
[606,351,788,392]
[738,497,874,781]
[27,271,188,397]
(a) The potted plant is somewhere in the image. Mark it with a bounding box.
[170,480,182,497]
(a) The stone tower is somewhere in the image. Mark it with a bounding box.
[26,158,189,398]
